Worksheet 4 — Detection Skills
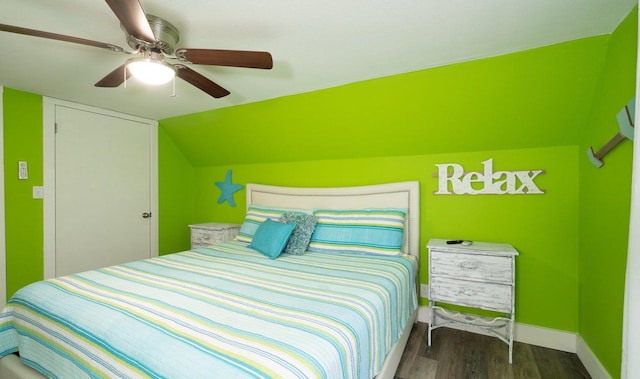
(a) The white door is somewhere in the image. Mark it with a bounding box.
[52,104,155,276]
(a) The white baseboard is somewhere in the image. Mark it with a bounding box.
[576,334,612,379]
[416,305,610,379]
[514,322,577,353]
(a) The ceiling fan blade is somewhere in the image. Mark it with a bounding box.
[95,64,131,87]
[0,23,125,53]
[175,49,273,69]
[105,0,155,43]
[175,65,230,98]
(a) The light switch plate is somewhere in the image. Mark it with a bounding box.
[33,186,44,199]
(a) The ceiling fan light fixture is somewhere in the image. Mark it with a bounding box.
[126,58,176,85]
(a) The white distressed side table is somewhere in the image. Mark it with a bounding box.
[426,238,519,364]
[189,223,241,249]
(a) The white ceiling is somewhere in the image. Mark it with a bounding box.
[0,0,636,120]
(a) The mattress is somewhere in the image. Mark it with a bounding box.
[0,241,418,378]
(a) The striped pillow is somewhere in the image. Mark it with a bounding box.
[236,205,311,243]
[308,209,406,256]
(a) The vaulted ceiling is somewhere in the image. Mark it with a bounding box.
[0,0,636,120]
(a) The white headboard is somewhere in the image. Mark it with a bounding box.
[245,181,420,258]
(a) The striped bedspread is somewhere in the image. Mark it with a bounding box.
[0,241,418,378]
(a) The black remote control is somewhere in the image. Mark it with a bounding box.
[446,240,464,244]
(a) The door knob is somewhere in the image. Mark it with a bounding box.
[142,212,152,218]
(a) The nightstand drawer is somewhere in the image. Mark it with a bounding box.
[430,250,512,283]
[430,276,512,312]
[190,223,240,249]
[192,228,223,247]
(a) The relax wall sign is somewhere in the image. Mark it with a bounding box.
[434,159,545,195]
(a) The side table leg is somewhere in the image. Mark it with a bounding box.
[428,302,434,346]
[508,315,515,364]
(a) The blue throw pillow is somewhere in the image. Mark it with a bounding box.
[280,212,318,255]
[249,219,297,259]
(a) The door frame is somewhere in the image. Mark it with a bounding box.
[622,70,640,377]
[42,98,158,279]
[0,86,6,305]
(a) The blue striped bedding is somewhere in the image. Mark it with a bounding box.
[0,241,418,378]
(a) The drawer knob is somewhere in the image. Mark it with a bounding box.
[460,261,479,270]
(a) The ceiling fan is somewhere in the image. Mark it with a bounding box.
[0,0,273,99]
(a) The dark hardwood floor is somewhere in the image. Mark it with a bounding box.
[395,322,591,379]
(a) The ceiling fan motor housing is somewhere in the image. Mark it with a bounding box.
[125,14,179,55]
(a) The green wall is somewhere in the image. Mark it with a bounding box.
[578,8,638,378]
[3,88,43,298]
[158,126,195,255]
[161,37,607,167]
[160,35,611,334]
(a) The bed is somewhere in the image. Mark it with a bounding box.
[0,181,420,379]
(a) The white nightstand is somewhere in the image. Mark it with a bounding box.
[426,238,518,364]
[189,223,241,249]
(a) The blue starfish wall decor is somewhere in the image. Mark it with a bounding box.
[215,169,243,207]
